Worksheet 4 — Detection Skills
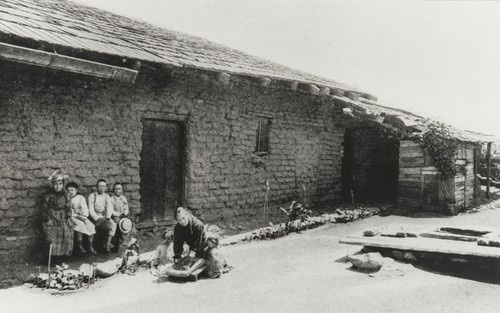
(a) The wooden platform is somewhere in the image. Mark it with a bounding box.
[340,225,500,259]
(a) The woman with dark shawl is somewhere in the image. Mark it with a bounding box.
[171,207,231,278]
[41,170,74,258]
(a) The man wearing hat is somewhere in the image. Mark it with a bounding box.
[41,170,74,261]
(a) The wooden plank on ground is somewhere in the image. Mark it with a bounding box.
[419,232,479,242]
[439,227,498,237]
[339,236,500,259]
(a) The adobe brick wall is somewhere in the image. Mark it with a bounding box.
[0,60,345,268]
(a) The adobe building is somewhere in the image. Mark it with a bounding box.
[0,1,491,280]
[0,0,379,265]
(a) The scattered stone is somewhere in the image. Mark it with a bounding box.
[403,252,418,263]
[375,261,415,278]
[477,238,489,246]
[347,252,386,271]
[391,250,405,261]
[489,240,500,247]
[78,264,94,278]
[95,259,121,278]
[363,230,379,237]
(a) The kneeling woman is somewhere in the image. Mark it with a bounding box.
[173,207,205,262]
[171,207,231,278]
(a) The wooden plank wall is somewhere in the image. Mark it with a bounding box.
[399,140,478,212]
[398,140,424,208]
[455,143,476,209]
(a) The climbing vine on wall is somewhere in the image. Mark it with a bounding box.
[419,122,459,178]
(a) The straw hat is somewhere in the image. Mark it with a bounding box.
[47,169,69,182]
[118,217,133,234]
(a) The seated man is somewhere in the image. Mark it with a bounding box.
[110,182,130,252]
[88,179,115,253]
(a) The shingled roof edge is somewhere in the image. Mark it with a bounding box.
[0,0,374,97]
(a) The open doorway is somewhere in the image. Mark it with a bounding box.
[341,125,399,203]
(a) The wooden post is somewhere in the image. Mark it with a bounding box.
[47,244,52,288]
[473,147,478,203]
[486,142,492,199]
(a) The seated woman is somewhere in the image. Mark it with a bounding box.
[66,182,97,254]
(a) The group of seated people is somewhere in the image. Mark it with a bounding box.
[41,171,130,260]
[42,170,231,279]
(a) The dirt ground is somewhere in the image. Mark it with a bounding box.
[3,205,500,313]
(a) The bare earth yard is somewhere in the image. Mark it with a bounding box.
[2,206,500,313]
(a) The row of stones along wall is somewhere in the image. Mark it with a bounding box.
[0,60,345,266]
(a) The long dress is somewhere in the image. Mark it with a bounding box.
[41,189,74,256]
[70,194,96,236]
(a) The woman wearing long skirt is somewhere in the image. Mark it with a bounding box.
[41,171,74,260]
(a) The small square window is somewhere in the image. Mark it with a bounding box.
[255,119,271,154]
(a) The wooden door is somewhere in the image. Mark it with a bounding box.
[422,174,439,208]
[139,119,184,222]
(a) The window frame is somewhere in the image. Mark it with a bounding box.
[255,118,271,155]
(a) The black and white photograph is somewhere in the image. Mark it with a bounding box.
[1,0,500,312]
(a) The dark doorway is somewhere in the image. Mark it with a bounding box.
[139,119,185,222]
[341,125,399,203]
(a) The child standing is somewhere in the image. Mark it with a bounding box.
[66,182,97,254]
